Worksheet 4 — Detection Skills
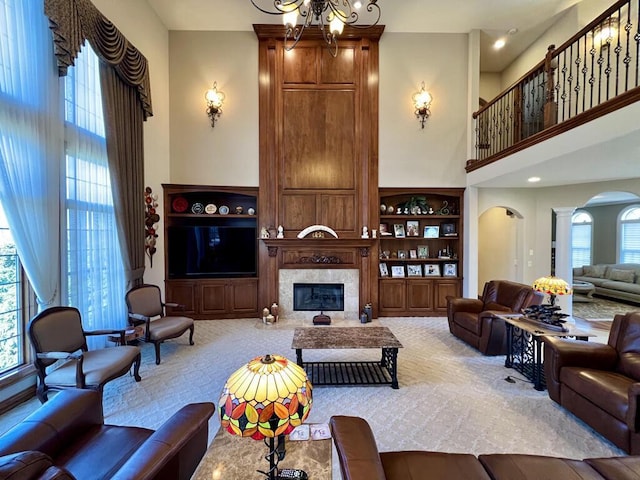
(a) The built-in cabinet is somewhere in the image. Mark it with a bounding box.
[377,188,464,316]
[162,184,259,319]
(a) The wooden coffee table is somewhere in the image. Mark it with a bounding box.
[292,326,403,389]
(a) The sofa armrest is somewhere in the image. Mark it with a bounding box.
[627,383,640,433]
[329,416,386,480]
[447,298,484,315]
[111,402,215,480]
[0,390,103,458]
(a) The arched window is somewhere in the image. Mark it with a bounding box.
[572,210,593,268]
[620,205,640,263]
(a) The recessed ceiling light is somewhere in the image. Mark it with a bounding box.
[528,176,541,183]
[493,38,506,50]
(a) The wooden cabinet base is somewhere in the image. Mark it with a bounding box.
[378,278,460,317]
[166,278,258,319]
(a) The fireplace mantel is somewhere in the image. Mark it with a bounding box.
[262,238,376,259]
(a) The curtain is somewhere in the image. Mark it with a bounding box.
[0,0,62,311]
[44,0,152,289]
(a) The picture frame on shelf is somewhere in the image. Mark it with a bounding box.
[417,245,429,259]
[394,224,406,238]
[443,263,457,277]
[391,265,405,278]
[397,250,407,259]
[423,225,440,238]
[441,222,457,236]
[424,264,441,276]
[407,265,422,277]
[409,249,418,259]
[379,262,389,277]
[406,220,420,237]
[379,223,392,236]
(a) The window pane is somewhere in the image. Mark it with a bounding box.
[0,203,22,373]
[572,212,592,268]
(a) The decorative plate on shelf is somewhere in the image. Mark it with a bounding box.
[219,205,229,215]
[191,202,205,214]
[172,197,188,213]
[205,203,217,214]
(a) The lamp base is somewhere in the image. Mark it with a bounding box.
[313,312,331,325]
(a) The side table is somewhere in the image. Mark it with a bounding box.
[193,426,331,480]
[108,326,144,346]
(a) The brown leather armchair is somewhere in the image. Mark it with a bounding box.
[125,284,195,365]
[447,280,543,355]
[544,311,640,454]
[28,306,142,402]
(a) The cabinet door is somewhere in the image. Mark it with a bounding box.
[407,280,433,311]
[165,281,197,316]
[434,280,460,311]
[230,280,258,313]
[200,282,227,315]
[379,280,406,313]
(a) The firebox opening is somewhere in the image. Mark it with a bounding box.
[293,283,345,311]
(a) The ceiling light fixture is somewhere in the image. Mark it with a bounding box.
[528,176,541,183]
[250,1,381,57]
[493,38,506,50]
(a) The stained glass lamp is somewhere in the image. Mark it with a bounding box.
[219,354,313,480]
[532,275,573,306]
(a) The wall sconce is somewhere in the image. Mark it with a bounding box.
[412,82,432,129]
[205,82,225,128]
[592,16,618,50]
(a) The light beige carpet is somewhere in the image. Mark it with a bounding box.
[0,317,625,479]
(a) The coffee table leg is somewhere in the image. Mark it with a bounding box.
[296,348,303,367]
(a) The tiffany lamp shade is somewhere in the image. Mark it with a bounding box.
[219,354,313,480]
[532,275,573,306]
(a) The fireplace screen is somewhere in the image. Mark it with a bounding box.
[293,283,344,311]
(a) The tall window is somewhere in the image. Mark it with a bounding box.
[620,205,640,263]
[64,45,126,335]
[0,204,22,374]
[572,210,593,268]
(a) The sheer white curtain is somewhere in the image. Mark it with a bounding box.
[64,44,126,342]
[0,0,62,311]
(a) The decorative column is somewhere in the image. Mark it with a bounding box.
[553,207,576,316]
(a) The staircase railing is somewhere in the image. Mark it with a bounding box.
[467,0,640,173]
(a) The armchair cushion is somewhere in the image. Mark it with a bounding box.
[146,317,193,342]
[0,451,53,480]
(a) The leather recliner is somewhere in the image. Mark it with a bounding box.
[0,389,214,480]
[544,311,640,454]
[447,280,543,355]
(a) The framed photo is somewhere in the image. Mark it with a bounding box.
[424,264,441,276]
[441,222,457,237]
[391,265,405,278]
[417,245,429,259]
[379,223,392,236]
[443,263,457,277]
[407,264,422,277]
[379,262,389,277]
[397,250,407,259]
[409,249,418,259]
[423,225,440,238]
[394,224,406,238]
[406,220,420,237]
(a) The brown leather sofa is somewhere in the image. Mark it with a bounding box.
[330,415,640,480]
[447,280,543,355]
[544,311,640,454]
[0,389,214,480]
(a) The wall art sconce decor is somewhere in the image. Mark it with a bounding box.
[592,16,618,50]
[412,82,432,129]
[250,0,381,57]
[144,187,160,267]
[205,82,225,127]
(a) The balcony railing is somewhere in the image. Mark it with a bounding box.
[467,0,640,172]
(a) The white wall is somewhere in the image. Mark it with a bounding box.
[379,33,469,187]
[478,207,520,286]
[92,0,170,288]
[168,31,259,186]
[479,73,501,103]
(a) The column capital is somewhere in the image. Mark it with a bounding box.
[553,206,576,217]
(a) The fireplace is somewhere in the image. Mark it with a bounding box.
[293,283,345,312]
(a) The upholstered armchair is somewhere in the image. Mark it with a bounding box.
[125,284,195,365]
[544,311,640,454]
[447,280,543,355]
[28,306,142,403]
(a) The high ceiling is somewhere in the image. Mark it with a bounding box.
[146,0,584,71]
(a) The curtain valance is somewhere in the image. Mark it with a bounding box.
[44,0,153,119]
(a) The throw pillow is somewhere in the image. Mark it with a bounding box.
[584,265,606,278]
[610,268,635,283]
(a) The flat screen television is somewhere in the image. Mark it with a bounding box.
[168,225,257,278]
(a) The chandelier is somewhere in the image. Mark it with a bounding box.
[251,0,381,56]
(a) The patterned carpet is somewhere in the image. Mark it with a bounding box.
[573,295,640,320]
[0,316,627,478]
